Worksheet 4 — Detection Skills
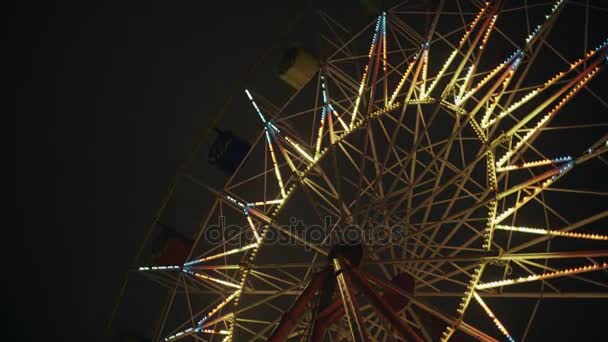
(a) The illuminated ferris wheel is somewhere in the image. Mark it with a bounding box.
[127,1,607,341]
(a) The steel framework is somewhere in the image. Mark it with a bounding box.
[116,0,607,341]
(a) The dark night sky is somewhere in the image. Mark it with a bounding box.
[18,1,353,340]
[15,0,606,341]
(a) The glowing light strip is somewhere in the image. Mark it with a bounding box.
[316,76,330,157]
[499,164,566,200]
[434,3,491,105]
[316,76,348,157]
[456,65,475,103]
[439,326,456,342]
[462,3,488,45]
[407,98,434,105]
[457,53,516,105]
[369,103,401,118]
[197,290,241,328]
[329,105,349,131]
[283,135,314,163]
[480,61,517,127]
[478,15,498,51]
[382,13,388,105]
[276,137,302,174]
[164,327,195,341]
[184,243,259,266]
[315,107,327,157]
[494,162,573,224]
[186,270,241,289]
[504,53,604,138]
[246,88,291,197]
[496,156,572,172]
[479,0,572,128]
[226,195,245,208]
[198,329,229,335]
[198,291,240,326]
[245,89,266,124]
[439,263,486,342]
[484,40,607,128]
[473,292,515,342]
[246,199,283,207]
[138,265,181,271]
[424,47,457,100]
[470,119,488,143]
[440,99,466,115]
[526,0,564,45]
[420,44,429,97]
[164,291,241,341]
[247,206,272,224]
[321,74,329,104]
[440,1,494,101]
[246,215,262,243]
[456,263,485,315]
[389,52,419,105]
[351,15,383,128]
[369,16,382,57]
[266,131,287,198]
[484,87,539,128]
[350,65,369,129]
[496,67,600,167]
[268,121,280,133]
[482,151,497,249]
[495,225,608,240]
[476,262,608,290]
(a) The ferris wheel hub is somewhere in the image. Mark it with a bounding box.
[328,243,363,268]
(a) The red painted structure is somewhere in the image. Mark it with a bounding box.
[268,250,450,341]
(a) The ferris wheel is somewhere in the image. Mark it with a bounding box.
[125,0,607,341]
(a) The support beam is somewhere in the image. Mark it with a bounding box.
[346,263,423,342]
[333,258,369,342]
[268,268,332,341]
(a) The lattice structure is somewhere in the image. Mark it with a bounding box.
[129,1,607,341]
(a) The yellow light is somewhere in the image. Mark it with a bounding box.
[389,57,418,105]
[420,48,429,97]
[284,136,314,163]
[369,102,401,118]
[246,215,262,243]
[486,88,539,128]
[473,292,515,342]
[351,64,369,128]
[457,4,488,46]
[486,45,605,129]
[266,131,287,198]
[190,271,241,289]
[495,225,607,240]
[476,262,608,290]
[457,64,475,103]
[481,67,515,127]
[478,15,498,51]
[315,109,326,157]
[186,243,258,265]
[496,67,599,167]
[332,108,349,131]
[458,61,507,105]
[248,199,283,206]
[206,291,239,320]
[199,329,230,335]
